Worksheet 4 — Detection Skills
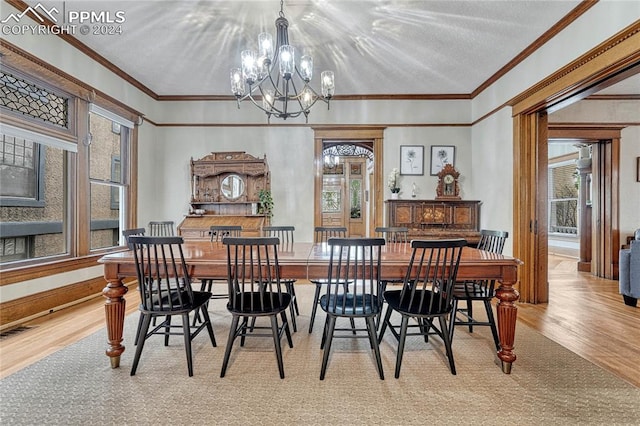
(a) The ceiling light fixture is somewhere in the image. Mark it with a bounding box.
[230,0,334,123]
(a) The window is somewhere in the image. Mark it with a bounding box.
[88,106,131,251]
[548,160,579,235]
[0,66,135,268]
[0,134,45,205]
[0,126,72,263]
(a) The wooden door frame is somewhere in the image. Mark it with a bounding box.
[511,22,640,303]
[312,127,385,237]
[548,127,624,279]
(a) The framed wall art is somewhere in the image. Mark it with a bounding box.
[399,145,424,175]
[430,145,455,176]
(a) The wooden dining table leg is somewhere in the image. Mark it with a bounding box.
[494,268,519,374]
[102,264,128,368]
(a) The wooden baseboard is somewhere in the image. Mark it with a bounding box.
[577,261,591,272]
[0,277,136,330]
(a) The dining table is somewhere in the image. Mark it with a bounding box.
[98,240,523,374]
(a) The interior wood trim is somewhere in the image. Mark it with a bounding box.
[548,126,624,139]
[0,255,106,286]
[146,121,470,128]
[586,94,640,101]
[156,94,472,101]
[312,127,385,233]
[4,0,597,104]
[0,39,143,123]
[4,0,158,101]
[512,23,638,303]
[0,277,136,327]
[511,21,640,115]
[472,0,598,98]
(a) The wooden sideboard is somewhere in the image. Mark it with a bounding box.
[386,199,481,245]
[177,152,269,239]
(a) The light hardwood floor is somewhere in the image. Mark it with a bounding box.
[1,256,639,387]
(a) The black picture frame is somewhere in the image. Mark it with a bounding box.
[430,145,455,176]
[399,145,424,175]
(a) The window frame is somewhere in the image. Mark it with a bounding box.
[0,57,139,278]
[0,139,46,207]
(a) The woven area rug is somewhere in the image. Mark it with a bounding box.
[2,284,639,425]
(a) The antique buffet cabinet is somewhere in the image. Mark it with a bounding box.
[177,152,270,239]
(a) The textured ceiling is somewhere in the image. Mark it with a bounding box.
[19,0,636,97]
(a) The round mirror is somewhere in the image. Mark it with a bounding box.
[220,174,245,200]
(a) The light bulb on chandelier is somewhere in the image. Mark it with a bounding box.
[230,0,335,122]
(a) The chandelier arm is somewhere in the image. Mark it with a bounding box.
[230,0,333,121]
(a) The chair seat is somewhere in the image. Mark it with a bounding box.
[320,293,381,315]
[453,281,494,300]
[384,290,450,315]
[228,292,291,315]
[142,290,212,314]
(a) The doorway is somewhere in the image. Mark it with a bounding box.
[512,28,639,303]
[312,127,385,237]
[320,145,372,236]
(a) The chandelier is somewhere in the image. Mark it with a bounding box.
[230,0,335,122]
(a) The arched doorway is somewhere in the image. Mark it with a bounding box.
[312,127,385,236]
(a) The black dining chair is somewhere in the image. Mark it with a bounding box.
[449,230,508,351]
[148,221,175,236]
[122,228,150,341]
[319,237,386,380]
[374,227,409,326]
[378,239,466,377]
[262,226,299,331]
[191,225,243,326]
[220,237,293,379]
[122,227,145,250]
[309,226,349,333]
[128,236,216,377]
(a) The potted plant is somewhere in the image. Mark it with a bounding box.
[258,189,274,219]
[388,168,400,199]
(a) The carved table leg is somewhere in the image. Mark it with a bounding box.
[102,266,128,368]
[495,276,519,374]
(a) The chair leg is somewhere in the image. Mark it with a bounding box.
[448,299,459,343]
[320,315,330,349]
[130,313,152,376]
[164,315,171,346]
[220,315,240,378]
[320,315,337,380]
[281,311,293,348]
[134,314,144,346]
[271,315,285,379]
[467,300,474,333]
[309,283,322,333]
[377,305,393,343]
[291,285,300,315]
[439,315,457,375]
[182,313,194,377]
[200,306,217,347]
[286,283,298,332]
[192,279,210,326]
[240,317,249,347]
[394,315,410,378]
[484,300,500,352]
[366,316,384,380]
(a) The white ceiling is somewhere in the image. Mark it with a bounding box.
[24,0,617,97]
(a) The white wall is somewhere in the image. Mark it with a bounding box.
[469,108,514,254]
[138,123,473,242]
